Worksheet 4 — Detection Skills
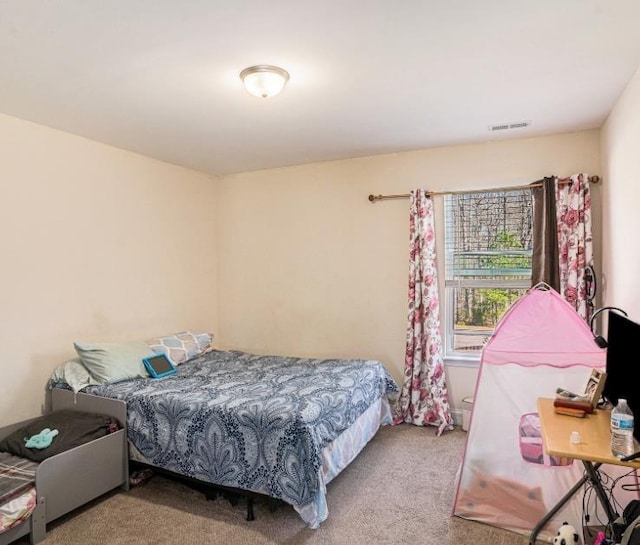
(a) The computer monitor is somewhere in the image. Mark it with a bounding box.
[602,310,640,441]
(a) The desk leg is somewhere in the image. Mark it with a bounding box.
[529,462,619,545]
[582,461,618,523]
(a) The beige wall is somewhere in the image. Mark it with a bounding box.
[0,110,608,427]
[216,131,601,415]
[601,65,640,320]
[0,113,219,425]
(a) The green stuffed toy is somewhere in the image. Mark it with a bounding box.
[24,428,59,449]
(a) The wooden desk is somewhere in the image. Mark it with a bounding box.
[538,397,640,466]
[530,398,640,544]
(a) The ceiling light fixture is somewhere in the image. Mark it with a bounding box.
[240,65,289,98]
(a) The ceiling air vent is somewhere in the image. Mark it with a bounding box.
[488,121,531,132]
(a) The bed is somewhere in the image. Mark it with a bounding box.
[0,405,128,545]
[50,348,399,528]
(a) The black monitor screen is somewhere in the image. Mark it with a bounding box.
[602,310,640,441]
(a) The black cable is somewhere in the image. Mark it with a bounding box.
[585,468,623,540]
[597,466,640,541]
[582,479,590,543]
[567,465,639,542]
[589,306,628,347]
[578,465,591,534]
[585,265,597,303]
[582,469,609,532]
[599,469,624,518]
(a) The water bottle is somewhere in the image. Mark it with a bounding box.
[611,398,635,458]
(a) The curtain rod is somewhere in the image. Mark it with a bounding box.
[367,175,600,203]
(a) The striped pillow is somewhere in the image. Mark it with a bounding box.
[145,331,213,366]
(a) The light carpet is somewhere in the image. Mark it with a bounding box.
[14,424,534,544]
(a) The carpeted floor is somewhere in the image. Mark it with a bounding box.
[12,424,533,544]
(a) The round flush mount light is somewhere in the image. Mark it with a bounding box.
[239,65,289,98]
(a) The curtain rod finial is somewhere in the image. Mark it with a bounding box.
[368,194,378,203]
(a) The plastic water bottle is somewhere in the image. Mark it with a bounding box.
[611,398,635,458]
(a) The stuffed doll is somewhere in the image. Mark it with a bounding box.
[24,428,59,449]
[553,522,580,545]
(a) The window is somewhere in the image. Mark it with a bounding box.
[443,188,533,359]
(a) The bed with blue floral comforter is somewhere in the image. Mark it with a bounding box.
[80,349,398,527]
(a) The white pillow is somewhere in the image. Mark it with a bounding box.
[50,358,100,392]
[74,340,155,384]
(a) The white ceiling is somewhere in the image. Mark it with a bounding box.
[2,1,640,177]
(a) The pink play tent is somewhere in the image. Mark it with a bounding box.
[452,284,614,540]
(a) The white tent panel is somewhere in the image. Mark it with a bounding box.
[451,285,630,541]
[455,363,592,535]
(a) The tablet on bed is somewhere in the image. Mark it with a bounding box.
[143,354,177,378]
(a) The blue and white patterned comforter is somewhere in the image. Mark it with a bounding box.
[81,349,398,526]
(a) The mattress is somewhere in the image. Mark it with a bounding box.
[0,487,36,536]
[0,453,37,506]
[0,452,38,536]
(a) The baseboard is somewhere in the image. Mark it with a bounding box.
[452,408,464,428]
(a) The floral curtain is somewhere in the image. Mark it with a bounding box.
[555,173,594,321]
[394,189,453,435]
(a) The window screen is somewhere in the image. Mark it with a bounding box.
[444,188,533,356]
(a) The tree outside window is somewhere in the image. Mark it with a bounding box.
[444,189,533,358]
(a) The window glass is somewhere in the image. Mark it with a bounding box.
[444,189,533,358]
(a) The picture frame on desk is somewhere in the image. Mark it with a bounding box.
[553,368,607,416]
[584,368,606,408]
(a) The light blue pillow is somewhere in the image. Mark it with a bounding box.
[74,340,155,384]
